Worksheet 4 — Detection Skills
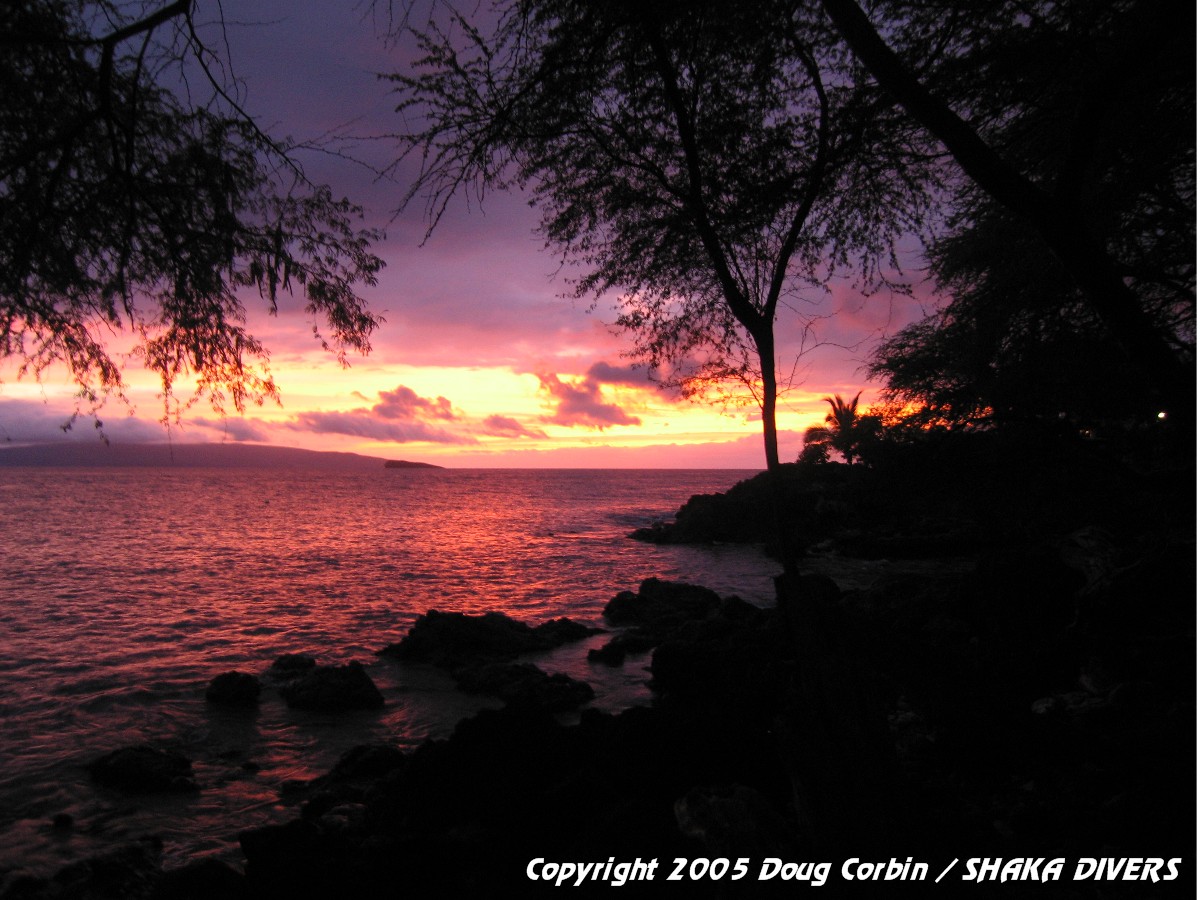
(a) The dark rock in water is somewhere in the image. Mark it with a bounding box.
[651,469,809,545]
[378,610,600,669]
[268,653,317,678]
[627,521,674,544]
[278,662,384,711]
[88,746,198,794]
[603,577,721,627]
[587,641,627,666]
[587,632,658,666]
[453,662,594,712]
[204,671,261,707]
[532,617,597,645]
[152,857,246,900]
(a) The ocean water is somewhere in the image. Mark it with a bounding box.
[0,467,772,875]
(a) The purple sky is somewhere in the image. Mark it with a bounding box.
[0,1,933,467]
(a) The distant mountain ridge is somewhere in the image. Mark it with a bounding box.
[0,442,440,471]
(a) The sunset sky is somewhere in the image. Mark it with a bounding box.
[0,1,935,468]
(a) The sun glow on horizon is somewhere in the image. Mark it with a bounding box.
[1,348,868,466]
[0,286,888,467]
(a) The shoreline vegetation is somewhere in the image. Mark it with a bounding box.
[2,438,1192,898]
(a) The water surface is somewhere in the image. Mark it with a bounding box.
[0,467,770,874]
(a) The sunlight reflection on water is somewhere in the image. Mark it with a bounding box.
[0,467,772,874]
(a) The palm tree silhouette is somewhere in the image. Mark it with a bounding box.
[802,392,872,464]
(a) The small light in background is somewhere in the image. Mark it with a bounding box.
[1157,411,1168,420]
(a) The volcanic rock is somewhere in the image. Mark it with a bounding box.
[88,746,198,794]
[452,662,595,712]
[278,662,384,711]
[204,671,261,707]
[378,610,599,669]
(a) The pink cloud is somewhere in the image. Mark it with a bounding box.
[289,410,474,444]
[372,385,458,421]
[585,360,662,390]
[191,417,269,442]
[478,415,547,439]
[0,399,167,444]
[286,384,474,443]
[537,372,641,429]
[284,384,551,444]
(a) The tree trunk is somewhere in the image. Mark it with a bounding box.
[753,329,800,577]
[820,0,1193,417]
[760,380,782,474]
[755,331,782,473]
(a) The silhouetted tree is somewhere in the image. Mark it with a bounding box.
[820,0,1194,418]
[856,0,1193,432]
[1,1,385,418]
[800,391,878,463]
[390,0,934,471]
[867,211,1170,431]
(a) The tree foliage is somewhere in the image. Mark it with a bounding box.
[390,0,935,469]
[862,0,1194,430]
[825,0,1194,418]
[1,0,385,418]
[800,391,879,464]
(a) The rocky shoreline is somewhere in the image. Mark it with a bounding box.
[2,462,1194,899]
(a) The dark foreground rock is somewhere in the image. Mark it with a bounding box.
[320,744,408,788]
[35,495,1193,899]
[377,609,600,712]
[453,661,595,712]
[267,653,317,678]
[88,746,198,794]
[0,838,161,900]
[277,662,384,711]
[586,631,657,665]
[587,578,766,669]
[628,467,813,547]
[152,858,247,900]
[237,707,713,897]
[0,841,249,900]
[249,524,1192,894]
[205,671,261,707]
[603,577,722,626]
[377,610,599,668]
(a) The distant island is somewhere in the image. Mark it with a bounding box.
[384,459,443,469]
[0,442,397,471]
